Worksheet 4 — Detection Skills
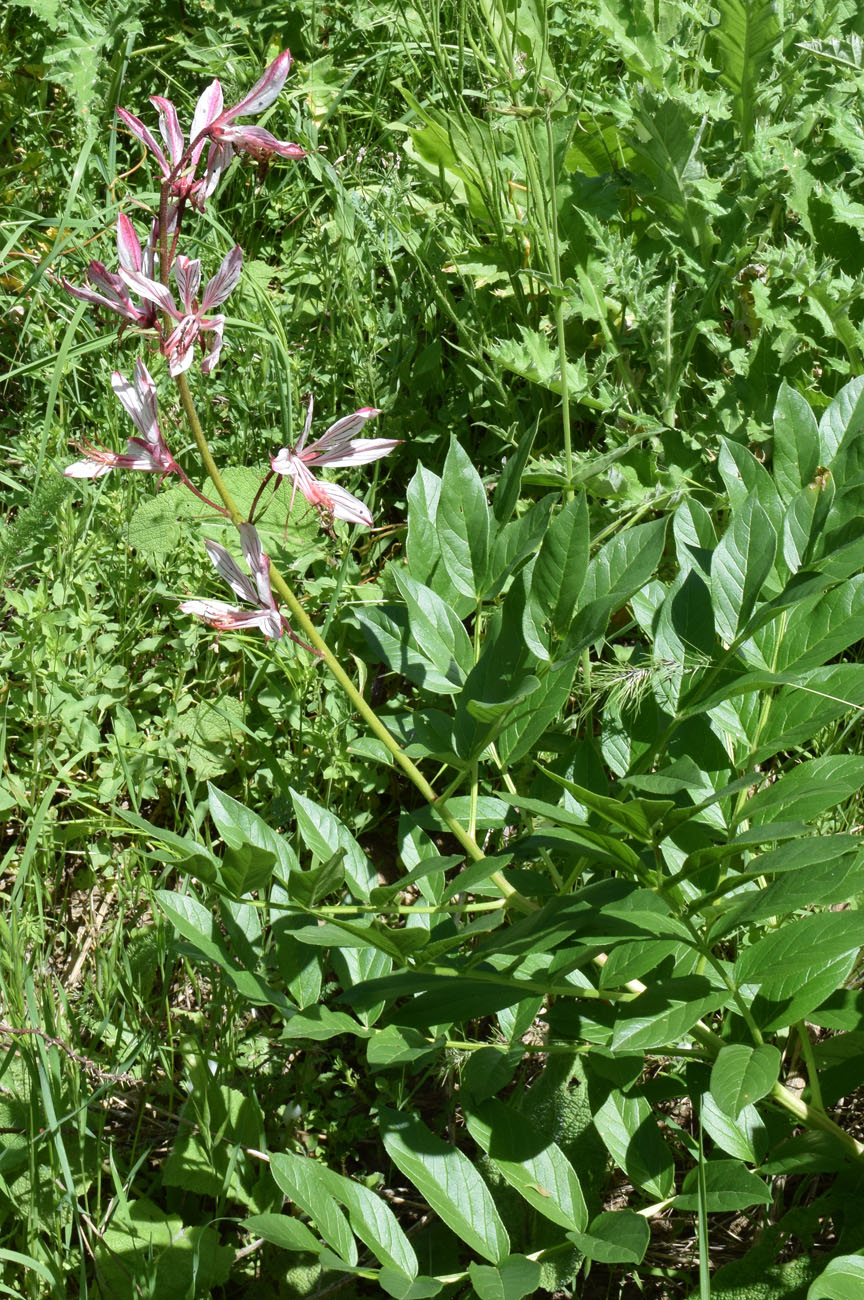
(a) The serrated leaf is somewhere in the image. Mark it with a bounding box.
[526,494,589,640]
[242,1212,322,1253]
[593,1089,675,1201]
[436,438,490,599]
[468,1256,542,1300]
[318,1168,418,1277]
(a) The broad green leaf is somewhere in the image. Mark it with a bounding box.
[699,1091,767,1164]
[115,808,218,882]
[808,1255,864,1299]
[716,847,864,935]
[741,756,864,825]
[567,1210,650,1265]
[405,465,442,586]
[355,604,467,695]
[536,767,667,842]
[752,664,864,762]
[610,977,728,1052]
[497,659,577,764]
[773,575,864,672]
[460,1047,524,1103]
[318,1167,418,1277]
[526,494,589,640]
[269,1153,357,1265]
[580,516,668,607]
[710,1044,781,1117]
[735,913,864,986]
[592,0,666,85]
[436,437,490,599]
[242,1213,322,1254]
[464,1098,588,1231]
[208,783,294,875]
[379,1269,442,1299]
[593,1089,675,1200]
[710,495,776,644]
[367,1026,442,1071]
[493,423,537,525]
[717,439,783,533]
[290,789,376,901]
[711,0,780,149]
[380,1108,509,1264]
[674,1159,771,1212]
[391,569,473,683]
[154,891,292,1013]
[280,1007,369,1042]
[772,382,821,505]
[468,1256,542,1300]
[819,374,864,463]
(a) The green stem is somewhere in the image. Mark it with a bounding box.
[167,321,531,914]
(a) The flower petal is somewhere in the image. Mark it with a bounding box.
[116,214,143,273]
[217,124,304,159]
[190,80,224,162]
[174,255,202,313]
[64,457,112,479]
[199,316,226,375]
[309,438,401,469]
[180,600,284,639]
[120,267,180,318]
[150,95,184,166]
[318,481,375,527]
[116,106,169,175]
[200,246,243,311]
[111,362,159,444]
[222,52,293,121]
[203,539,259,605]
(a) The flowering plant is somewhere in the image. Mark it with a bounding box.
[62,51,398,647]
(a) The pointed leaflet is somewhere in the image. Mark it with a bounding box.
[710,1044,781,1118]
[710,493,776,644]
[808,1255,864,1300]
[269,1153,357,1264]
[674,1160,771,1212]
[464,1098,588,1231]
[379,1108,509,1264]
[468,1257,542,1300]
[568,1211,650,1266]
[593,1089,675,1200]
[435,437,490,599]
[317,1166,418,1277]
[290,788,376,901]
[526,493,589,642]
[772,382,820,505]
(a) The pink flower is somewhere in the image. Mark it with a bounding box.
[116,80,224,212]
[270,395,399,528]
[62,214,160,332]
[65,358,178,479]
[121,246,243,377]
[180,524,285,639]
[203,52,305,190]
[115,53,303,207]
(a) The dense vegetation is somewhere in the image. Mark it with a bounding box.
[4,0,864,1296]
